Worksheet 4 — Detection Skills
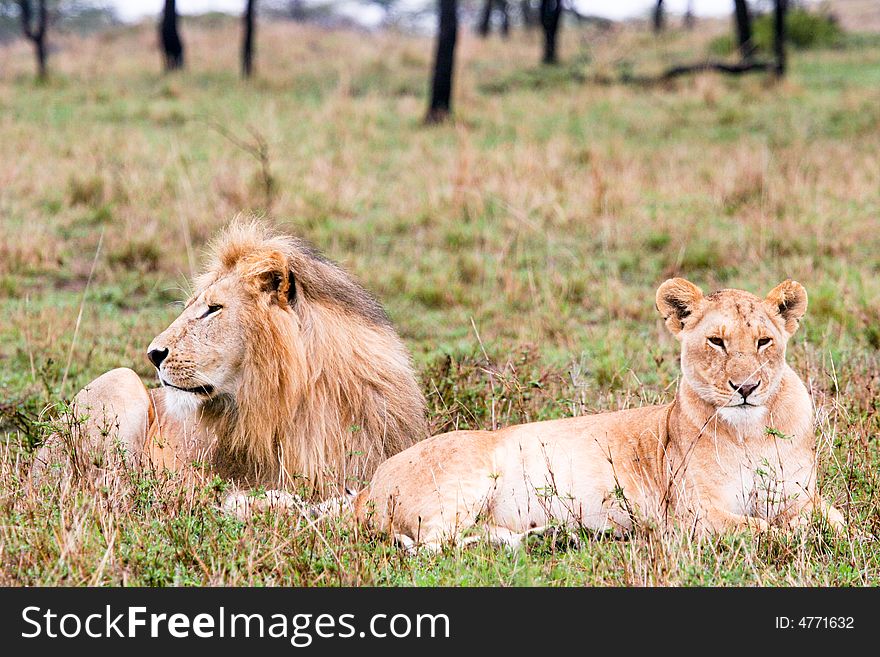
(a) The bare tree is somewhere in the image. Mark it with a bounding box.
[160,0,184,71]
[733,0,754,60]
[477,0,492,36]
[426,0,458,124]
[683,1,694,30]
[242,0,257,78]
[498,0,509,36]
[521,0,538,29]
[773,0,787,76]
[17,0,48,80]
[540,0,562,64]
[658,0,786,80]
[477,0,509,38]
[653,0,664,33]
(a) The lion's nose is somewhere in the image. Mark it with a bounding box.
[148,347,169,369]
[729,380,760,400]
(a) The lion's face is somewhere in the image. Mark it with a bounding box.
[146,247,294,417]
[656,278,808,424]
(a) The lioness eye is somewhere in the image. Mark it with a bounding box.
[200,305,222,319]
[757,337,771,348]
[708,337,725,348]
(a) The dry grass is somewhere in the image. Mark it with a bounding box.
[830,0,880,33]
[0,17,878,585]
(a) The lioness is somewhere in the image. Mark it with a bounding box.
[356,278,845,548]
[33,221,427,500]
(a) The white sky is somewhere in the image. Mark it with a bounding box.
[110,0,736,23]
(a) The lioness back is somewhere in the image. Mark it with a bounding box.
[357,278,844,548]
[357,406,670,541]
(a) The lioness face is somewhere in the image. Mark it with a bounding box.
[656,278,808,422]
[146,248,294,416]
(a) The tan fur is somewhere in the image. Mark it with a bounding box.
[356,279,844,547]
[35,220,427,497]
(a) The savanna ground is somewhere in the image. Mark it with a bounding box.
[1,16,879,586]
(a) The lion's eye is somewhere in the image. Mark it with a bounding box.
[757,337,772,348]
[200,305,222,319]
[708,337,725,348]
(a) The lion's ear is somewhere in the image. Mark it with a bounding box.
[656,278,704,335]
[244,250,294,306]
[765,279,807,335]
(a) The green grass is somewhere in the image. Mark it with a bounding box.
[0,20,878,585]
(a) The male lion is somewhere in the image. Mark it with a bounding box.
[355,278,845,548]
[33,221,427,501]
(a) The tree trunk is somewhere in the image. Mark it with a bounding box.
[160,0,185,71]
[479,0,510,38]
[18,0,48,80]
[683,1,695,30]
[478,0,491,37]
[242,0,256,78]
[288,0,306,21]
[499,0,510,37]
[540,0,562,65]
[426,0,458,124]
[733,0,754,61]
[35,29,46,78]
[521,1,538,30]
[653,0,665,33]
[773,0,787,77]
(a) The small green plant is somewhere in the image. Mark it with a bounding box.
[709,9,844,57]
[757,8,843,50]
[765,427,792,440]
[205,475,229,495]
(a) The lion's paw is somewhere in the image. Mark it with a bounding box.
[221,491,255,520]
[222,489,303,521]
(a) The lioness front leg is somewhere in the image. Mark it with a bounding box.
[31,368,151,484]
[783,495,846,532]
[814,496,846,531]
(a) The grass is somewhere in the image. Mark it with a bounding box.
[0,19,879,586]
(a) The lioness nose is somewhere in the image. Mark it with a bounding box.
[729,380,759,400]
[148,347,169,369]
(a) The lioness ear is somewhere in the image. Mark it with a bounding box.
[656,278,704,335]
[765,279,807,335]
